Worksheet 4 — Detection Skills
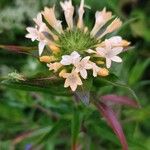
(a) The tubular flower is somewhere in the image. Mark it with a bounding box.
[60,0,74,30]
[26,0,130,91]
[63,70,83,91]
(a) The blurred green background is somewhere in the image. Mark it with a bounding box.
[0,0,150,150]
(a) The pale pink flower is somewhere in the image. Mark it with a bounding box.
[60,51,81,66]
[47,62,62,72]
[91,8,112,36]
[60,0,74,29]
[90,62,101,77]
[77,0,85,29]
[63,70,82,91]
[96,40,123,68]
[74,56,92,79]
[98,18,122,39]
[42,7,63,34]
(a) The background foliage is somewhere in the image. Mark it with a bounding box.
[0,0,150,149]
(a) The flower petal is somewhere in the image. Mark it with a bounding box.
[60,0,74,29]
[110,47,123,56]
[42,7,63,34]
[111,56,122,62]
[91,8,112,36]
[80,69,87,79]
[38,42,45,55]
[77,0,85,29]
[61,55,72,65]
[106,58,112,68]
[87,49,96,54]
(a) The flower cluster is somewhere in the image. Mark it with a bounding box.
[26,0,130,91]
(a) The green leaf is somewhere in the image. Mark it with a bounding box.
[36,120,66,145]
[0,141,14,150]
[1,77,71,96]
[129,59,150,85]
[71,107,81,149]
[94,75,140,104]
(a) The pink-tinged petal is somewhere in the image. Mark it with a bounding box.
[61,56,72,65]
[96,102,128,150]
[111,56,122,62]
[38,42,45,55]
[70,84,78,92]
[85,63,93,69]
[71,51,81,58]
[33,13,43,26]
[64,78,70,87]
[87,49,96,54]
[111,47,123,56]
[101,95,140,108]
[105,39,112,51]
[80,69,87,79]
[82,56,90,62]
[108,36,122,46]
[106,58,111,68]
[96,47,106,57]
[26,27,38,41]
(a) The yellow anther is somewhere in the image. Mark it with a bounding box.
[98,68,109,77]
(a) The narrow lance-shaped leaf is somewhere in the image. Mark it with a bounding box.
[95,102,128,150]
[71,108,81,150]
[100,94,140,108]
[0,45,38,57]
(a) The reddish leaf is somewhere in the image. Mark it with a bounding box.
[0,45,37,55]
[96,102,128,150]
[101,94,140,108]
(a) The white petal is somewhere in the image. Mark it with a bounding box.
[26,27,38,41]
[82,56,90,62]
[77,77,82,85]
[33,13,43,26]
[91,8,112,36]
[111,56,122,62]
[38,42,45,56]
[87,49,96,54]
[60,0,74,29]
[60,56,72,65]
[108,36,122,46]
[70,84,78,91]
[106,58,112,68]
[71,51,80,58]
[71,51,81,64]
[77,0,85,28]
[80,69,87,79]
[111,47,123,56]
[96,47,106,57]
[42,7,63,34]
[64,79,70,88]
[85,63,93,69]
[105,39,112,51]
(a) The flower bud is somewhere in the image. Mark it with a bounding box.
[59,69,67,78]
[120,40,131,47]
[98,68,109,76]
[48,44,60,54]
[39,56,57,63]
